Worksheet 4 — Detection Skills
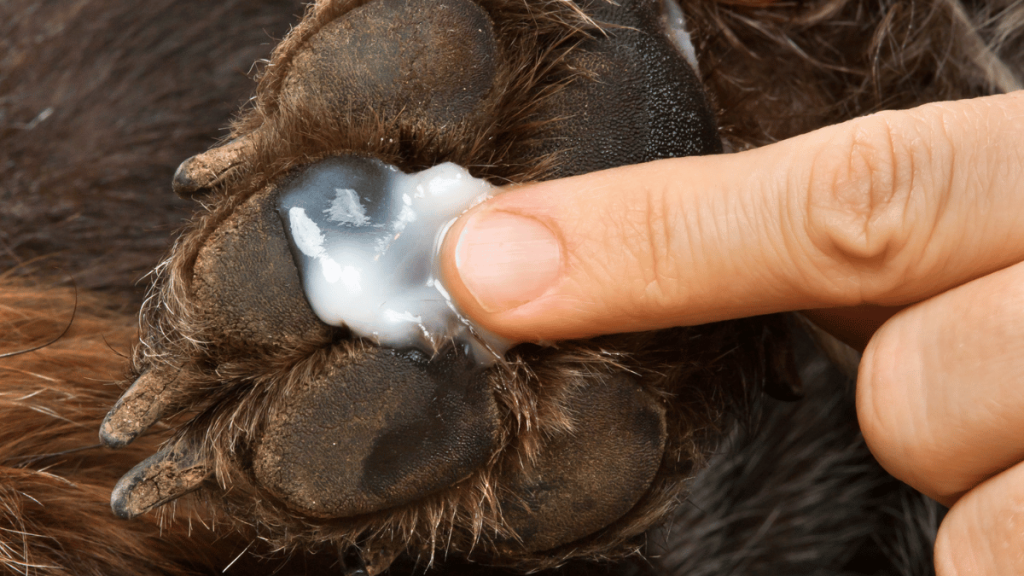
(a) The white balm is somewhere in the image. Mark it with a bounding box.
[277,156,510,365]
[662,0,699,73]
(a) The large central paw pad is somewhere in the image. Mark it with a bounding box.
[253,348,499,518]
[102,0,797,572]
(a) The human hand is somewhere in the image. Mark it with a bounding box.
[439,91,1024,574]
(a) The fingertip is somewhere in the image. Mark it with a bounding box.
[935,480,1003,576]
[439,184,576,342]
[437,204,500,333]
[934,519,965,576]
[450,208,562,315]
[438,167,701,342]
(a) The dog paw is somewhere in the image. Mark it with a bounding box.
[102,0,798,571]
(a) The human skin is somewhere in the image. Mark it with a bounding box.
[439,91,1024,575]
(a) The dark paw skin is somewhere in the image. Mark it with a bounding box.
[253,347,501,518]
[496,373,667,553]
[103,0,799,572]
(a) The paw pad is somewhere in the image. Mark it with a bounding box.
[253,348,500,518]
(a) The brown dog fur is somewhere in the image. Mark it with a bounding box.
[2,0,1023,574]
[0,282,219,575]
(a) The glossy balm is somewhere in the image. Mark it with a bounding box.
[277,156,510,365]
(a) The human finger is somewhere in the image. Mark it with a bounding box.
[934,458,1024,575]
[438,92,1024,342]
[858,258,1024,506]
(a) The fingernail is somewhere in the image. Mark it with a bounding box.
[454,211,561,313]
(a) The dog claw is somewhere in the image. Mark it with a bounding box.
[172,137,252,198]
[111,440,209,519]
[100,369,177,448]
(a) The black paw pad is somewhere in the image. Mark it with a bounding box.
[190,186,331,351]
[253,347,500,517]
[281,0,498,129]
[499,374,667,552]
[526,0,721,178]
